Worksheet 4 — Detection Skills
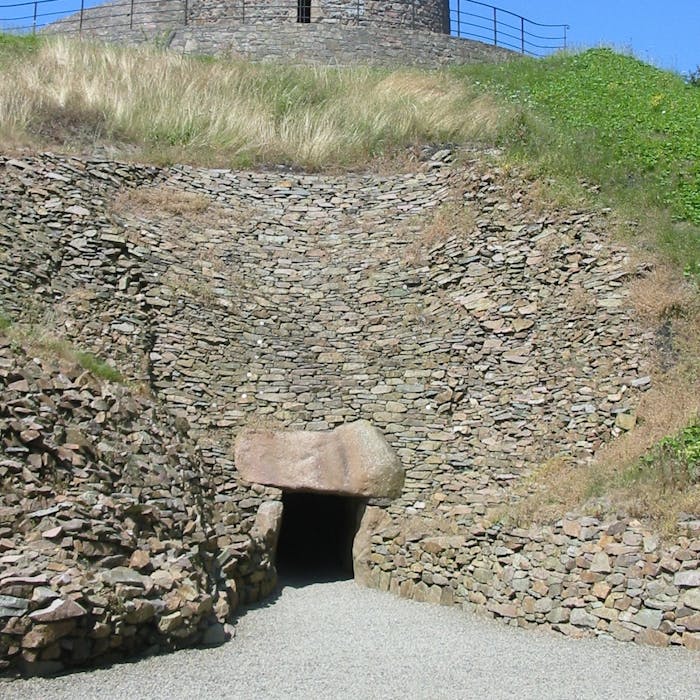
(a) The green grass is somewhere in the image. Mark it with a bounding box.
[626,419,700,486]
[74,351,124,383]
[0,33,39,62]
[37,338,124,383]
[2,321,124,383]
[455,49,700,280]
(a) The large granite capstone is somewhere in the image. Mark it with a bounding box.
[234,420,404,498]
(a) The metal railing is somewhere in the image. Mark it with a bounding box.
[0,0,568,57]
[451,1,568,57]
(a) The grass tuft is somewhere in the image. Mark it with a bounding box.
[74,351,124,383]
[627,419,700,487]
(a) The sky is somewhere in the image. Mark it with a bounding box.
[0,0,698,75]
[450,0,700,75]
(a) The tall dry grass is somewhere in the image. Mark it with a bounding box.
[0,36,506,167]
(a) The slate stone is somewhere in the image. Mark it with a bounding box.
[0,594,29,618]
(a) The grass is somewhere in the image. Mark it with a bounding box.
[74,350,124,383]
[0,34,503,168]
[114,185,211,217]
[3,319,124,383]
[456,49,700,281]
[0,32,40,64]
[626,420,700,486]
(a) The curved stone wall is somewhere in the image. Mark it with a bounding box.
[170,23,511,66]
[46,0,509,67]
[1,149,698,671]
[188,0,450,34]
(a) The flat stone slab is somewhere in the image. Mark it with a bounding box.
[235,420,404,498]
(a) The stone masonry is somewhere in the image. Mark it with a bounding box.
[187,0,450,33]
[46,1,510,67]
[0,147,698,674]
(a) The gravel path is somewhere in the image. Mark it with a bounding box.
[2,580,698,700]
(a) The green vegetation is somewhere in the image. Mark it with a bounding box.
[36,338,124,383]
[0,35,502,168]
[2,320,124,383]
[629,419,700,486]
[0,32,39,64]
[74,351,124,383]
[458,49,700,281]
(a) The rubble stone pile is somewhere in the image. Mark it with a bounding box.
[0,338,278,675]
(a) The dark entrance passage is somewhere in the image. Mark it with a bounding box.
[275,491,365,582]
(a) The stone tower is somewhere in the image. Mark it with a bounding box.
[49,0,514,66]
[188,1,451,34]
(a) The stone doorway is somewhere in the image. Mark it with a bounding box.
[275,491,367,582]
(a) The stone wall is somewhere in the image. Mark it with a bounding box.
[47,2,508,67]
[1,148,698,672]
[0,336,279,675]
[170,23,511,66]
[46,0,187,37]
[355,508,700,650]
[53,0,449,33]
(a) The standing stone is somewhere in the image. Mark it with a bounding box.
[353,506,393,587]
[251,501,284,547]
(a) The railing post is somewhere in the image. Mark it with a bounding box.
[184,0,188,26]
[412,0,415,30]
[356,0,360,25]
[242,0,245,24]
[521,16,524,54]
[129,0,134,29]
[79,0,85,34]
[32,0,37,34]
[493,6,497,46]
[564,25,568,50]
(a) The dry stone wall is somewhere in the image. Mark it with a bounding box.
[1,148,698,672]
[170,23,510,65]
[0,338,279,675]
[356,508,700,650]
[47,2,509,67]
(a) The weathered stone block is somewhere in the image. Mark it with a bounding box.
[235,420,404,498]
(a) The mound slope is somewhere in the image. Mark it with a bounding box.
[1,148,698,670]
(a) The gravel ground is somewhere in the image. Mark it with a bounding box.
[2,580,698,700]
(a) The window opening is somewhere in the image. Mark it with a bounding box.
[297,0,311,23]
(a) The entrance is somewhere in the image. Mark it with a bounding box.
[275,491,366,582]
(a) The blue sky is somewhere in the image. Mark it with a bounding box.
[450,1,700,74]
[1,0,699,75]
